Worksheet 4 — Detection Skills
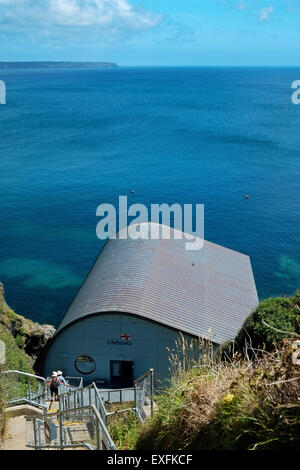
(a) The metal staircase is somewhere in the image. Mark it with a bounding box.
[2,368,154,450]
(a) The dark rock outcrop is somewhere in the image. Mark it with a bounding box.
[0,283,55,363]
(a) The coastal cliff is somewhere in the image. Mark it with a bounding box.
[0,283,55,364]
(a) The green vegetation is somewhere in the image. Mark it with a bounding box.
[0,365,7,443]
[135,293,300,451]
[0,327,33,377]
[236,290,300,352]
[0,287,37,445]
[0,326,36,444]
[0,285,36,394]
[0,282,299,451]
[104,402,141,449]
[107,409,141,450]
[0,283,55,362]
[135,338,300,450]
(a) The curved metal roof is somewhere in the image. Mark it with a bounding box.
[55,223,258,345]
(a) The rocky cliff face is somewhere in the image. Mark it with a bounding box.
[0,283,55,363]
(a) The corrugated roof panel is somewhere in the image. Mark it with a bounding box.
[55,223,259,344]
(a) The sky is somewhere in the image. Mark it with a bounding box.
[0,0,300,65]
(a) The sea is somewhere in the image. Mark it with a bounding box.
[0,66,299,327]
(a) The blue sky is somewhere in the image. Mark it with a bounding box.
[0,0,300,65]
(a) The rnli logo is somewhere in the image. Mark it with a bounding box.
[120,333,131,340]
[107,333,132,345]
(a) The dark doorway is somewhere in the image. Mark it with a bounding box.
[110,360,134,387]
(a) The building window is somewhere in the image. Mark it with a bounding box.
[74,355,96,375]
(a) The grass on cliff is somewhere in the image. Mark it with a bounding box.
[0,365,7,443]
[0,326,35,444]
[0,327,34,375]
[135,334,300,450]
[0,285,53,360]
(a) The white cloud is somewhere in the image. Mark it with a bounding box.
[0,0,162,36]
[229,1,276,23]
[235,1,249,11]
[258,5,274,22]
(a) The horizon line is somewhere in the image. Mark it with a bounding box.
[1,62,300,67]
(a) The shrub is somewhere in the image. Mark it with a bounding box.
[235,291,300,352]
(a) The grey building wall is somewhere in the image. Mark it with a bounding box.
[42,312,198,386]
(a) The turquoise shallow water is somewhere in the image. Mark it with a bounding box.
[0,66,299,326]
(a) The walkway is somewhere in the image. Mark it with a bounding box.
[1,416,31,450]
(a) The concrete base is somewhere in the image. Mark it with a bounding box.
[5,405,43,419]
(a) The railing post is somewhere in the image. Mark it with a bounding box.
[42,381,46,405]
[96,420,102,450]
[150,368,154,417]
[81,388,84,422]
[33,418,38,450]
[59,413,64,449]
[27,378,31,402]
[37,419,43,449]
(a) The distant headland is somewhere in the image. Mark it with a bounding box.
[0,61,118,69]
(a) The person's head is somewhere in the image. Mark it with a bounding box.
[57,370,63,376]
[51,371,57,378]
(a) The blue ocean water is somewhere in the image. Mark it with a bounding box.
[0,67,299,327]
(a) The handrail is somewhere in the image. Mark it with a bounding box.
[6,398,48,415]
[106,407,136,417]
[58,381,109,423]
[91,382,108,421]
[91,404,117,450]
[30,391,47,401]
[27,443,94,450]
[133,368,154,420]
[58,382,104,408]
[134,368,153,385]
[26,404,117,450]
[65,376,83,388]
[1,370,46,382]
[57,380,138,428]
[99,386,135,392]
[1,370,47,406]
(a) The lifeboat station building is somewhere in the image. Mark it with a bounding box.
[40,224,258,387]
